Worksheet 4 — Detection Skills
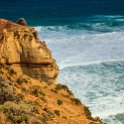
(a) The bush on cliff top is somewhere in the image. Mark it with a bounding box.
[0,78,21,104]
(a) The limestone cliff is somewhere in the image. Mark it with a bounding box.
[0,18,58,83]
[0,19,102,124]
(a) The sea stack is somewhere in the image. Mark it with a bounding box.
[0,18,102,124]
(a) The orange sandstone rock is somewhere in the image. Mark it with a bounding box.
[0,18,58,83]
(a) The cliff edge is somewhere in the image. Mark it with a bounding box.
[0,19,102,124]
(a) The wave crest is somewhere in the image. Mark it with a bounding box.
[34,15,124,33]
[59,60,124,121]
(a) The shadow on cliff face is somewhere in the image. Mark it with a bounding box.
[20,64,57,83]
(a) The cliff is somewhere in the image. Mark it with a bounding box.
[0,19,58,83]
[0,18,102,124]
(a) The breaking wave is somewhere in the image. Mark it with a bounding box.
[59,60,124,124]
[36,15,124,124]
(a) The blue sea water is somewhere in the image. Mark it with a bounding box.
[1,0,124,25]
[0,0,124,123]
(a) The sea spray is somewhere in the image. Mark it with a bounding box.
[37,15,124,124]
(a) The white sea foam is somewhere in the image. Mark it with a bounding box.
[59,60,124,121]
[36,25,124,124]
[38,29,124,68]
[93,15,124,18]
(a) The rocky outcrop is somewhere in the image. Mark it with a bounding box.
[0,18,102,124]
[17,18,27,26]
[0,19,58,83]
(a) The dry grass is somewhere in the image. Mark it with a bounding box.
[0,65,103,124]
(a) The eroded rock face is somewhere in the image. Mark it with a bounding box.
[0,19,58,83]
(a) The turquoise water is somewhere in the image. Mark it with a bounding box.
[1,0,124,25]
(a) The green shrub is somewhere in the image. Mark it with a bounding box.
[0,71,3,77]
[32,89,45,97]
[61,94,69,98]
[43,107,54,116]
[21,87,30,93]
[1,63,7,68]
[62,116,67,119]
[0,78,21,104]
[40,97,47,103]
[9,68,16,75]
[55,84,68,90]
[51,89,57,93]
[32,106,40,114]
[71,98,81,105]
[55,84,73,95]
[54,110,60,116]
[57,100,63,105]
[84,106,93,120]
[43,107,49,112]
[14,114,28,123]
[17,93,24,99]
[42,113,53,121]
[0,102,29,123]
[16,77,28,84]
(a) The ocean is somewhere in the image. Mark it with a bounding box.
[0,0,124,123]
